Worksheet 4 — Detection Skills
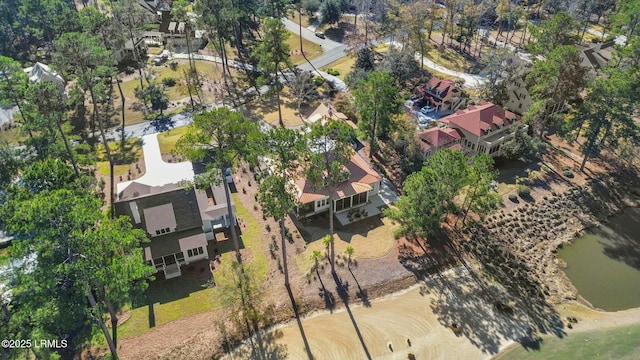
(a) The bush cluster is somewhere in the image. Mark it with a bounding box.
[162,77,176,87]
[326,68,340,76]
[517,185,531,197]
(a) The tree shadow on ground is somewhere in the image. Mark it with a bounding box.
[397,235,455,279]
[495,159,542,185]
[463,227,566,339]
[598,207,640,271]
[424,267,540,355]
[316,269,336,313]
[231,328,288,360]
[332,272,373,360]
[347,266,370,307]
[133,275,212,307]
[295,214,385,243]
[399,230,564,355]
[324,22,349,43]
[286,285,314,360]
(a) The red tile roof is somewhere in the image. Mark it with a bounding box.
[417,77,457,100]
[416,127,461,153]
[296,153,381,204]
[440,101,519,137]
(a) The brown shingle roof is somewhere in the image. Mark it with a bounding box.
[307,103,350,124]
[143,203,178,234]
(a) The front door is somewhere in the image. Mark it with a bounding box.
[163,254,176,266]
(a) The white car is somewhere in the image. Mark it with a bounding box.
[421,105,436,115]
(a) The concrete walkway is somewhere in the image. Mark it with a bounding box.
[116,133,194,194]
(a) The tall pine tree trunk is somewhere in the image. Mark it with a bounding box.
[115,79,126,160]
[276,82,284,128]
[56,120,81,178]
[90,88,115,217]
[183,68,196,112]
[279,217,289,288]
[329,193,335,274]
[87,289,118,359]
[126,22,145,89]
[102,292,119,351]
[222,165,242,262]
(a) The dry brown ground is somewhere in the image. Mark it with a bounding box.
[113,134,635,359]
[114,162,418,359]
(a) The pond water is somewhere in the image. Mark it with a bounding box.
[557,207,640,311]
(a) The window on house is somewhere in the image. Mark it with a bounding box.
[155,230,161,235]
[188,247,204,258]
[335,197,352,211]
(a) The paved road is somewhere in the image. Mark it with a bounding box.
[297,45,348,73]
[281,18,348,74]
[387,41,485,89]
[282,18,342,50]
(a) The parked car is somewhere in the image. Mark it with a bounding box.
[412,98,427,109]
[417,113,432,125]
[315,32,325,39]
[421,105,436,114]
[153,51,170,65]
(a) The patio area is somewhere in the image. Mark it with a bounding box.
[335,202,382,226]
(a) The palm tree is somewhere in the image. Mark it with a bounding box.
[345,246,354,268]
[322,235,332,260]
[311,250,323,277]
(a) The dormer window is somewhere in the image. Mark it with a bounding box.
[154,227,172,236]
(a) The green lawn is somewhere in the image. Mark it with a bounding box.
[96,138,144,177]
[496,324,640,360]
[156,125,191,155]
[231,193,268,279]
[287,31,323,65]
[0,246,10,266]
[321,55,355,81]
[0,127,21,145]
[113,193,267,339]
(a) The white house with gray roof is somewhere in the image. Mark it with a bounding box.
[114,134,235,279]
